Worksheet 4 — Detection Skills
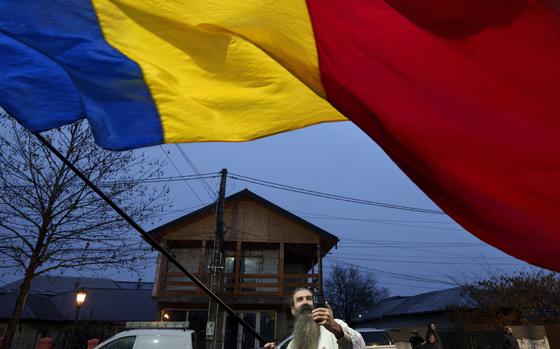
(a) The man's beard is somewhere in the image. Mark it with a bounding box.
[291,304,320,349]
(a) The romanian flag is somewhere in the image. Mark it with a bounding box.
[1,1,560,270]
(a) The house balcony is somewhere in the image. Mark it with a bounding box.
[156,271,320,298]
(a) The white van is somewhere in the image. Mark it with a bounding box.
[355,328,397,349]
[93,322,197,349]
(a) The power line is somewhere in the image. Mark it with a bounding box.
[321,265,445,291]
[160,146,205,205]
[228,172,444,214]
[332,252,513,260]
[295,211,456,224]
[331,255,525,266]
[339,242,485,247]
[296,211,461,231]
[325,257,457,286]
[0,174,220,189]
[174,145,216,200]
[340,238,485,246]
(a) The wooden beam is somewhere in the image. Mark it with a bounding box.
[234,241,241,297]
[158,241,169,294]
[279,242,284,296]
[317,242,323,293]
[198,240,207,295]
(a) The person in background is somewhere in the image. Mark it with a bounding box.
[422,334,439,349]
[425,323,442,348]
[503,326,520,349]
[409,330,425,349]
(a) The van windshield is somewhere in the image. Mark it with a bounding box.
[359,332,390,345]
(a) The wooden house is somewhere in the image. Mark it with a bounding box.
[149,189,338,349]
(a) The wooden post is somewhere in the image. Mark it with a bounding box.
[278,243,285,296]
[156,240,169,296]
[207,169,228,349]
[199,240,207,295]
[153,254,164,297]
[234,241,241,297]
[317,242,323,292]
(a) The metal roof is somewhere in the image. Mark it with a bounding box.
[2,275,118,295]
[49,288,157,322]
[115,281,154,290]
[360,287,473,321]
[0,276,156,322]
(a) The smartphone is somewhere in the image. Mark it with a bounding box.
[312,293,326,309]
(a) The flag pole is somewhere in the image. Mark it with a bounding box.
[33,132,268,345]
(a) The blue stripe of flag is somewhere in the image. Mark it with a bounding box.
[0,0,163,150]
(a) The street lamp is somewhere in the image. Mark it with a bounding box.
[66,289,87,349]
[76,290,87,306]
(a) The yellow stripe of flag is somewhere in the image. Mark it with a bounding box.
[92,0,345,143]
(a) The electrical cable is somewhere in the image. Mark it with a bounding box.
[159,146,205,205]
[175,144,216,200]
[228,172,444,214]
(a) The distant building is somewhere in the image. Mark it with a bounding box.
[354,287,472,331]
[356,287,557,348]
[0,275,156,349]
[150,189,339,349]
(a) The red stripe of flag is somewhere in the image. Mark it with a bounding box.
[307,0,560,270]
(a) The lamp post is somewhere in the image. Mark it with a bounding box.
[66,289,87,349]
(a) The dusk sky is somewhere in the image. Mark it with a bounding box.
[133,120,539,296]
[0,118,541,296]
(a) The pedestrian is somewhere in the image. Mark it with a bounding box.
[409,330,425,349]
[422,333,439,349]
[425,323,442,349]
[264,288,365,349]
[503,326,519,349]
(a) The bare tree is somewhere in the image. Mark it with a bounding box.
[324,264,389,323]
[450,270,560,328]
[0,114,168,349]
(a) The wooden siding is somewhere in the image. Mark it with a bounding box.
[157,271,321,298]
[163,198,320,244]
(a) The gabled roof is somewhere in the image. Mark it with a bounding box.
[359,287,474,321]
[2,275,118,295]
[0,275,156,322]
[0,292,64,321]
[2,275,154,294]
[148,189,339,248]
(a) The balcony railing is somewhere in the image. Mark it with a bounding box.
[157,271,320,297]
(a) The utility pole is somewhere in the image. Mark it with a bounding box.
[206,168,227,349]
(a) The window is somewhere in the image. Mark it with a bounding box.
[135,335,185,348]
[241,249,278,291]
[99,336,136,349]
[225,256,237,291]
[359,331,390,346]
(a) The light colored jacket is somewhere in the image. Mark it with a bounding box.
[288,319,366,349]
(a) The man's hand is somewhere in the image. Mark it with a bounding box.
[264,342,277,349]
[311,303,344,339]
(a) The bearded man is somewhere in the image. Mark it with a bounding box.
[264,288,365,349]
